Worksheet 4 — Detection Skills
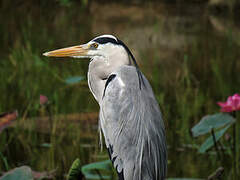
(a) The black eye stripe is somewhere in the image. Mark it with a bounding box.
[93,37,118,44]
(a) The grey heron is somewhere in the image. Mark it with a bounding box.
[43,35,167,180]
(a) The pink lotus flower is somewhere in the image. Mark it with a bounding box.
[40,95,48,105]
[217,93,240,112]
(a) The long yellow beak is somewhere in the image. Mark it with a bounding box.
[43,44,89,57]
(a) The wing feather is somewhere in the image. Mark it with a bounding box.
[100,65,167,180]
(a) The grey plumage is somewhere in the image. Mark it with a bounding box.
[100,65,167,180]
[43,34,167,180]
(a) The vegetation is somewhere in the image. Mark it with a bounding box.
[0,0,240,179]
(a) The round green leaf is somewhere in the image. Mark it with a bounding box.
[0,166,33,180]
[191,113,235,137]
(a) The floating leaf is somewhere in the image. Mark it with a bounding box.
[81,160,112,180]
[198,125,231,153]
[65,76,84,84]
[67,158,83,180]
[0,111,18,133]
[0,166,33,180]
[0,166,55,180]
[191,113,235,137]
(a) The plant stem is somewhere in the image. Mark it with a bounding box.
[0,152,9,171]
[233,123,236,179]
[211,128,221,161]
[217,140,225,158]
[95,169,104,180]
[232,111,237,179]
[236,111,239,178]
[46,104,53,133]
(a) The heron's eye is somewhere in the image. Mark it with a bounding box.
[91,43,98,49]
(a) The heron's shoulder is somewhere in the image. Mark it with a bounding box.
[102,65,155,101]
[111,65,140,84]
[102,65,139,99]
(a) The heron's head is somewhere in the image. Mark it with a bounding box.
[43,35,136,66]
[43,34,140,85]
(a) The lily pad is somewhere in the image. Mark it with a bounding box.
[191,113,235,137]
[65,76,84,84]
[198,125,231,153]
[0,166,55,180]
[0,166,33,180]
[81,160,112,180]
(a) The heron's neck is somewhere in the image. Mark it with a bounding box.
[87,66,106,104]
[87,51,131,103]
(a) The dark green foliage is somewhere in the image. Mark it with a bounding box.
[81,160,112,179]
[67,158,84,180]
[0,152,9,171]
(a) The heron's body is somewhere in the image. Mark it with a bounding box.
[100,65,167,180]
[43,35,167,180]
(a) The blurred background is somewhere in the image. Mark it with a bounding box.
[0,0,240,179]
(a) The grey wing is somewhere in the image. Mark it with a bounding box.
[99,65,167,180]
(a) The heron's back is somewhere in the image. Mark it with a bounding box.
[100,65,167,180]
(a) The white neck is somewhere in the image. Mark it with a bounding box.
[87,45,131,103]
